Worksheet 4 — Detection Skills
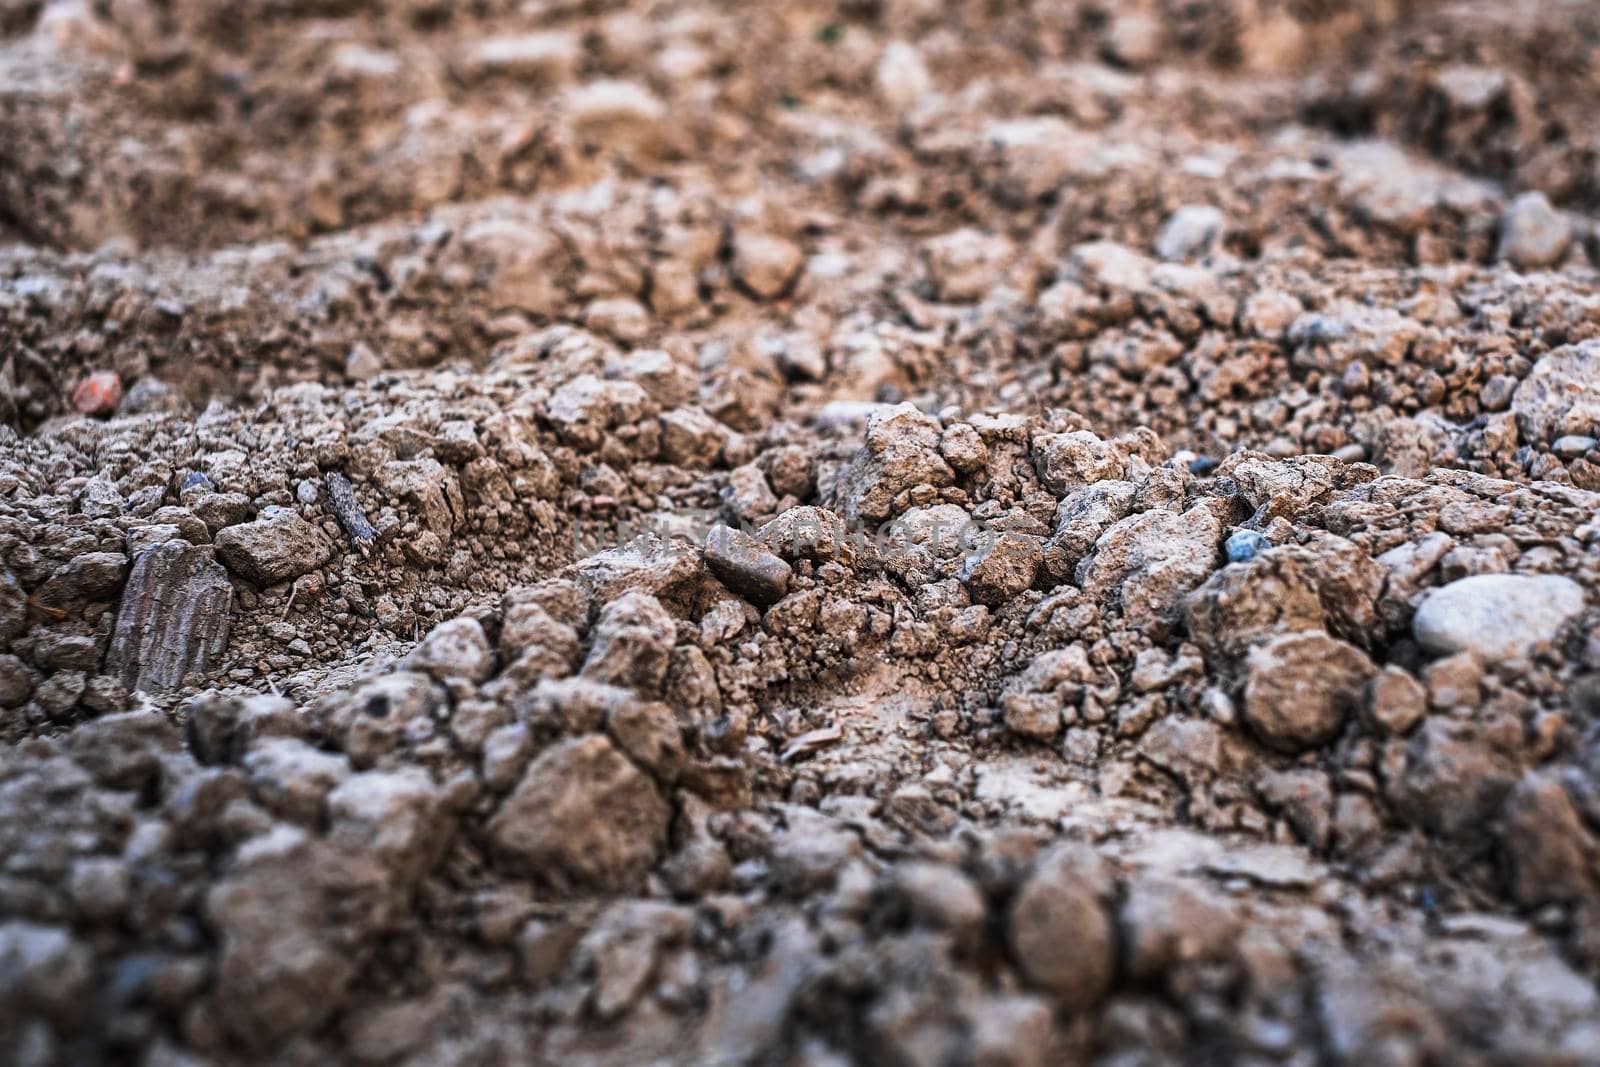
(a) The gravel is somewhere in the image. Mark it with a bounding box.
[5,2,1600,1065]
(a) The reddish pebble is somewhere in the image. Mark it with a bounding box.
[72,371,123,416]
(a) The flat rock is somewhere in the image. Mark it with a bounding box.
[568,533,704,603]
[213,508,335,585]
[1412,573,1586,661]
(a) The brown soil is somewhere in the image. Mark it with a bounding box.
[4,2,1600,1065]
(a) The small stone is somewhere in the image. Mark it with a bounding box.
[705,524,792,607]
[1007,844,1114,1010]
[69,858,131,921]
[406,617,494,683]
[585,297,652,343]
[1479,373,1517,412]
[544,374,654,451]
[565,79,668,158]
[1422,651,1484,710]
[1077,505,1221,630]
[1512,341,1600,445]
[345,344,384,381]
[1034,430,1123,496]
[834,404,955,524]
[960,532,1042,606]
[327,768,443,883]
[0,922,91,1023]
[1119,876,1238,978]
[722,464,780,523]
[486,735,670,892]
[1242,631,1375,753]
[605,699,685,783]
[463,31,581,84]
[732,232,804,300]
[77,478,124,520]
[876,40,932,111]
[939,422,988,474]
[1412,574,1586,662]
[480,724,533,792]
[0,654,35,707]
[1499,770,1598,907]
[658,407,730,467]
[294,480,320,506]
[1497,191,1570,271]
[516,917,583,988]
[1553,434,1597,459]
[34,551,128,610]
[1365,666,1427,736]
[968,995,1053,1067]
[244,738,350,825]
[34,671,85,716]
[213,507,335,585]
[71,370,122,416]
[192,492,252,534]
[887,862,986,952]
[1155,205,1224,263]
[1002,692,1064,742]
[923,228,1013,303]
[1104,11,1162,68]
[582,594,674,692]
[1224,529,1270,564]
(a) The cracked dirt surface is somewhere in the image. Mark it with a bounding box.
[4,2,1600,1065]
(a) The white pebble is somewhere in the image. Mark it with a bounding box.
[1412,573,1586,662]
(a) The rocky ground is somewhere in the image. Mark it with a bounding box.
[3,1,1600,1065]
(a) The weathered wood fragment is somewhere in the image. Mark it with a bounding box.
[107,542,233,692]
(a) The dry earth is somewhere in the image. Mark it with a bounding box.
[4,1,1600,1065]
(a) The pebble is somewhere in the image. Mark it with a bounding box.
[1007,845,1114,1009]
[960,531,1043,606]
[1496,191,1570,271]
[705,524,792,607]
[1154,204,1225,263]
[213,507,336,585]
[731,229,804,299]
[876,40,932,111]
[1511,341,1600,445]
[1243,631,1374,753]
[1225,529,1270,564]
[71,371,122,416]
[1365,665,1428,736]
[1412,573,1586,662]
[1553,434,1597,459]
[486,735,670,891]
